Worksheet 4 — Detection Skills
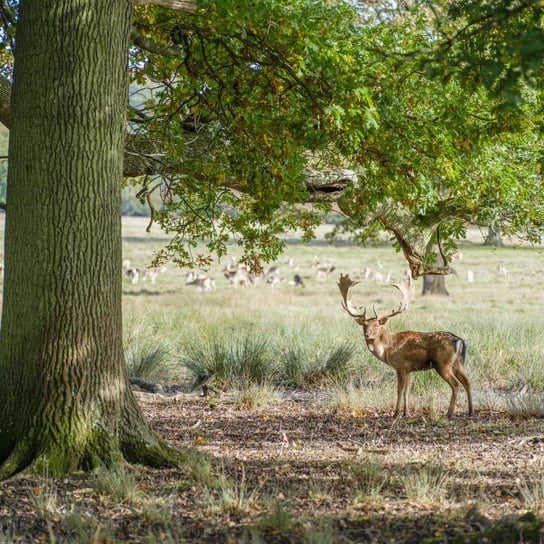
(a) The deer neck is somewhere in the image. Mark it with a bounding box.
[365,329,391,362]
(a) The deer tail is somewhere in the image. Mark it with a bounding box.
[453,337,467,366]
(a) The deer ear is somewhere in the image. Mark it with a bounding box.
[378,317,389,325]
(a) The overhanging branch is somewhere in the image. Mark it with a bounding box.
[370,198,467,278]
[131,0,197,12]
[130,28,185,57]
[0,75,463,276]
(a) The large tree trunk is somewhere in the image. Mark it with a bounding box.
[0,1,180,478]
[484,226,504,246]
[421,244,450,295]
[421,274,449,295]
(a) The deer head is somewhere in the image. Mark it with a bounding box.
[337,272,415,338]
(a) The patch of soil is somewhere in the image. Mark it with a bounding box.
[2,394,544,542]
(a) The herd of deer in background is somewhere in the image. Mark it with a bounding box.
[123,255,340,291]
[122,251,509,293]
[122,255,400,292]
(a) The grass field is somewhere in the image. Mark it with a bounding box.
[120,216,544,415]
[2,215,544,543]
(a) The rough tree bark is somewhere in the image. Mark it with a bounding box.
[0,0,181,478]
[422,274,450,295]
[420,239,450,295]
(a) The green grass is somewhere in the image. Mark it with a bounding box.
[126,341,173,382]
[179,333,274,389]
[115,217,544,416]
[403,465,449,504]
[519,476,544,513]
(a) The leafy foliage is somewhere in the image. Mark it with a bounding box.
[1,0,543,267]
[433,0,544,100]
[126,0,544,268]
[128,0,363,269]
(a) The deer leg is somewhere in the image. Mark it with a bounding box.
[395,370,411,417]
[454,366,473,416]
[436,368,460,417]
[403,373,412,416]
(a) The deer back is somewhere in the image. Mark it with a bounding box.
[374,330,465,371]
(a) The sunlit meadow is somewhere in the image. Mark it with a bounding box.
[120,216,544,416]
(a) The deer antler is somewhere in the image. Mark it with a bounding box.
[337,274,367,318]
[378,272,415,320]
[338,272,415,321]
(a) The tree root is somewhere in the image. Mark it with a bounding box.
[0,392,185,480]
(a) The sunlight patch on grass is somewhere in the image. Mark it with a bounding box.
[201,463,265,516]
[519,476,544,512]
[403,465,449,504]
[350,461,388,504]
[90,464,143,505]
[256,502,298,535]
[60,513,113,544]
[29,477,59,522]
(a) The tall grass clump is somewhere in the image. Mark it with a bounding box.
[504,392,544,417]
[232,335,273,385]
[29,475,59,522]
[467,316,543,389]
[279,343,307,387]
[60,513,113,544]
[256,505,298,537]
[179,329,358,392]
[278,341,356,388]
[350,461,388,504]
[90,464,143,505]
[180,333,275,389]
[181,336,230,386]
[125,341,173,382]
[201,463,265,515]
[519,476,544,512]
[321,343,357,382]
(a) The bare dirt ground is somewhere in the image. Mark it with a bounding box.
[2,394,544,543]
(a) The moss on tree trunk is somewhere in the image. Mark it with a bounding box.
[0,1,182,478]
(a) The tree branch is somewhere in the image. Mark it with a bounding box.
[0,0,16,25]
[130,27,185,58]
[131,0,196,13]
[369,198,469,278]
[1,72,356,201]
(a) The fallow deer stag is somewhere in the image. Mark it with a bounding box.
[338,273,473,417]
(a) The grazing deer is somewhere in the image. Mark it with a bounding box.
[186,271,216,291]
[122,260,140,285]
[143,266,167,284]
[224,269,250,288]
[292,273,306,288]
[338,273,473,418]
[315,264,336,282]
[265,266,282,288]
